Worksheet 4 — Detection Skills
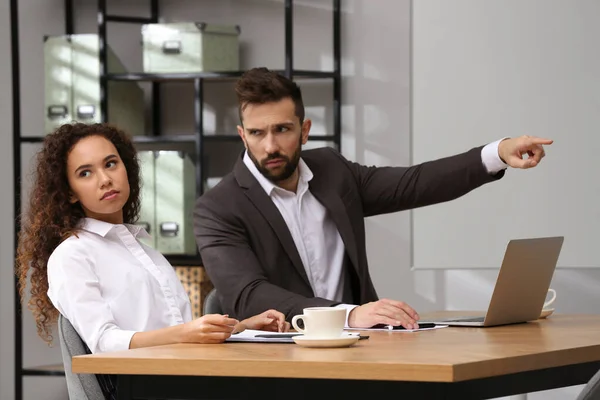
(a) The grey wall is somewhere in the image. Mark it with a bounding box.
[0,0,15,398]
[0,1,596,399]
[411,0,600,270]
[339,1,597,399]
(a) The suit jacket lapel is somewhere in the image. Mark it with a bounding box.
[308,175,360,274]
[234,157,312,288]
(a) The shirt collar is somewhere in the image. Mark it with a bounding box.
[80,217,151,239]
[242,151,313,196]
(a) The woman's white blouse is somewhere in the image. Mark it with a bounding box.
[47,218,192,353]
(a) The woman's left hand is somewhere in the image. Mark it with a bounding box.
[236,309,291,332]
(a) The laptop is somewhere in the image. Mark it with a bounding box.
[426,236,564,327]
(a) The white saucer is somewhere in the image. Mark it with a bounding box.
[292,333,360,348]
[539,308,555,319]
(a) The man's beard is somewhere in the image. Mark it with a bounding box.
[248,140,302,183]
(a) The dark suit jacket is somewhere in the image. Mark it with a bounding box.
[193,146,504,321]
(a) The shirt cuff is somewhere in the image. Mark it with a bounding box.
[481,138,509,174]
[97,328,137,353]
[335,304,359,328]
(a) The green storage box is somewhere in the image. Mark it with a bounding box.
[137,151,156,248]
[44,34,145,135]
[142,22,241,73]
[155,151,197,255]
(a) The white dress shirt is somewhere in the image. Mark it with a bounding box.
[244,153,347,302]
[244,140,507,322]
[47,218,192,354]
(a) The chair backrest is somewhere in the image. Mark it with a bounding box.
[577,368,600,400]
[58,314,105,400]
[203,288,223,315]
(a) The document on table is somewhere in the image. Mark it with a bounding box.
[225,330,362,343]
[225,330,301,343]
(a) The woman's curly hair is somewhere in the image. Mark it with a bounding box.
[16,123,141,344]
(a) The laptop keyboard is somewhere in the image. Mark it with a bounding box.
[445,317,485,323]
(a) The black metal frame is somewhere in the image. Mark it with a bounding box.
[12,0,341,398]
[11,0,23,398]
[96,0,341,265]
[114,361,600,400]
[12,0,74,396]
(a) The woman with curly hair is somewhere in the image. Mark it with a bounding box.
[16,123,289,399]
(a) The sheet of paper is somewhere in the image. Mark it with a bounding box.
[346,325,448,332]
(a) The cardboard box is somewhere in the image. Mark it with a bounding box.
[174,266,214,319]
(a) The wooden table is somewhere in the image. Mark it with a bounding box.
[72,314,600,399]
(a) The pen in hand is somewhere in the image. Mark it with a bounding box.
[387,324,417,331]
[385,323,436,330]
[371,323,436,330]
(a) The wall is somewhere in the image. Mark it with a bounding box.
[0,1,596,399]
[0,0,15,397]
[343,1,596,399]
[411,0,600,270]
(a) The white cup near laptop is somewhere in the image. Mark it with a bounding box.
[544,288,557,309]
[540,288,557,319]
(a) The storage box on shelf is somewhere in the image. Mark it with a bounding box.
[137,150,197,255]
[44,33,145,136]
[137,150,156,248]
[142,22,240,73]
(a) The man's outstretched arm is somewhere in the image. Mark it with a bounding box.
[334,135,552,217]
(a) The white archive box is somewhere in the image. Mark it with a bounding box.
[142,22,240,73]
[137,151,156,248]
[155,151,197,255]
[44,34,145,135]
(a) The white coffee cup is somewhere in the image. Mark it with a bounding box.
[544,288,557,309]
[291,307,346,338]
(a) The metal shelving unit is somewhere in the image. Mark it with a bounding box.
[12,0,341,399]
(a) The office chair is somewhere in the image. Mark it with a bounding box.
[577,368,600,400]
[203,288,223,315]
[58,314,105,400]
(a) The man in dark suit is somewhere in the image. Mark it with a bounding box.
[193,67,552,329]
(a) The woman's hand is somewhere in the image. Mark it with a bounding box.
[179,314,239,344]
[237,309,291,333]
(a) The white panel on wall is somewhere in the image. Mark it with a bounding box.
[411,0,600,269]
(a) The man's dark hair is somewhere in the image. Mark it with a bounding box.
[235,67,305,124]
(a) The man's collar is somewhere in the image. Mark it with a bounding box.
[243,152,277,195]
[242,151,313,196]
